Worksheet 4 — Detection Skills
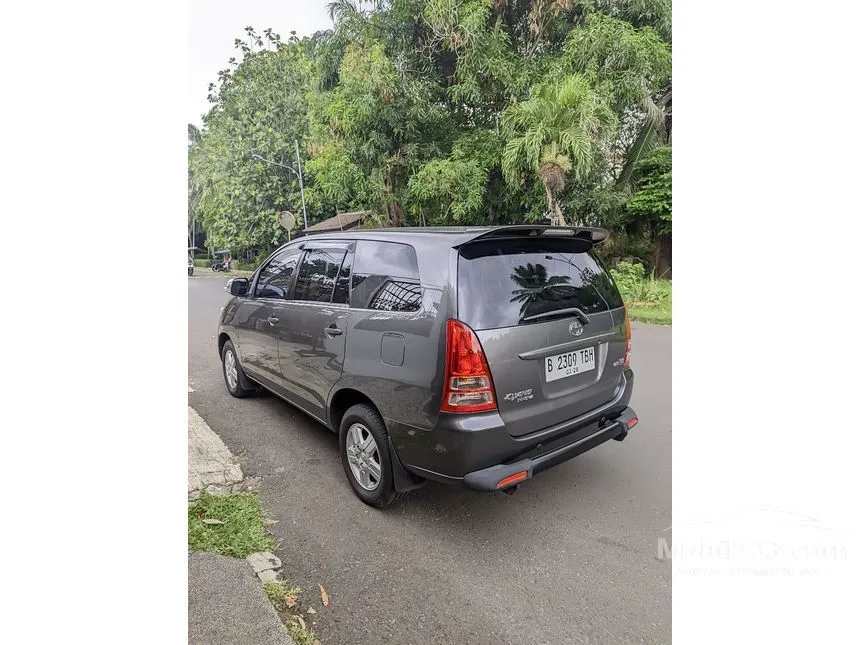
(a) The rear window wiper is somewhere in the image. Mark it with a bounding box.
[521,307,591,325]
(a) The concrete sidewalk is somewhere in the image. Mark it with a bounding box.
[189,552,294,645]
[188,406,293,644]
[188,406,244,497]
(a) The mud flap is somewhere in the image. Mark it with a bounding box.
[387,437,426,492]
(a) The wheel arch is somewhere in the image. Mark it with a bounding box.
[217,332,232,358]
[328,386,425,492]
[328,387,380,434]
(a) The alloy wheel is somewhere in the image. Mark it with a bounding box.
[345,423,381,491]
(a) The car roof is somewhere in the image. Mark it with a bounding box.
[302,226,494,246]
[302,225,610,247]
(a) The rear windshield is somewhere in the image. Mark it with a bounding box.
[457,238,623,330]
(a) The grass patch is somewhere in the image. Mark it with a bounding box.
[263,580,302,611]
[263,581,319,645]
[188,492,275,558]
[286,618,318,645]
[626,301,672,325]
[610,261,672,325]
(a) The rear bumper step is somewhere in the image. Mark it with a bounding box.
[462,407,638,492]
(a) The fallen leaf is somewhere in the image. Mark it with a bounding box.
[306,607,317,615]
[313,641,321,645]
[201,518,224,525]
[297,615,306,630]
[284,594,297,608]
[319,584,329,607]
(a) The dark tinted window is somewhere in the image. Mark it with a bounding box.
[293,247,347,303]
[457,238,624,330]
[254,247,301,299]
[332,251,352,305]
[351,241,421,311]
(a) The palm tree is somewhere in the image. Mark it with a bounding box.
[501,74,616,226]
[617,83,671,190]
[509,263,573,319]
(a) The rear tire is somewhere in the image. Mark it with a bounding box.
[221,340,253,398]
[339,404,407,508]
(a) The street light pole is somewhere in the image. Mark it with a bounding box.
[252,151,309,233]
[294,139,308,234]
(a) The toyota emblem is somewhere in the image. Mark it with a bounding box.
[569,320,584,336]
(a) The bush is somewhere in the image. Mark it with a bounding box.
[610,261,672,324]
[599,233,654,268]
[194,259,210,268]
[232,261,257,271]
[610,261,645,296]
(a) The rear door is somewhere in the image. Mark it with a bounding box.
[456,236,626,437]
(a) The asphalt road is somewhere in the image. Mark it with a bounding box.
[188,271,671,645]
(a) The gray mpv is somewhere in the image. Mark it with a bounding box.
[218,225,637,507]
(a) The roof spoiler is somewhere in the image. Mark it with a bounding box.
[453,225,610,248]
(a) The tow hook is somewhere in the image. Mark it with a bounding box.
[502,485,519,496]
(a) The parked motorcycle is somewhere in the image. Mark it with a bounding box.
[210,249,231,272]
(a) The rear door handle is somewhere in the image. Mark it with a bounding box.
[267,316,279,326]
[324,326,343,337]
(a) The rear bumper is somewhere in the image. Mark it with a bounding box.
[462,406,638,491]
[392,368,635,485]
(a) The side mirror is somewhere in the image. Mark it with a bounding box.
[225,278,249,296]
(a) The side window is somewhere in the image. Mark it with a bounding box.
[332,250,353,305]
[254,247,301,299]
[351,241,422,312]
[293,247,348,303]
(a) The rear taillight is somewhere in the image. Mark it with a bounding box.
[441,319,497,413]
[623,307,632,368]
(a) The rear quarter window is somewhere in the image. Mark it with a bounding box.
[457,238,623,330]
[351,240,422,312]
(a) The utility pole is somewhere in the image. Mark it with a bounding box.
[294,139,308,233]
[252,150,309,234]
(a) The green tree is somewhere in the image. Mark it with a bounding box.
[190,1,672,270]
[191,28,313,255]
[501,74,616,226]
[308,40,448,225]
[625,145,671,273]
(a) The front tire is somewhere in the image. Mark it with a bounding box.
[221,340,253,398]
[339,404,406,508]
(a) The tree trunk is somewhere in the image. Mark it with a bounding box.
[652,233,672,279]
[544,182,567,226]
[390,202,405,227]
[384,169,406,227]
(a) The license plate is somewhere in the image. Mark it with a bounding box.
[544,346,596,382]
